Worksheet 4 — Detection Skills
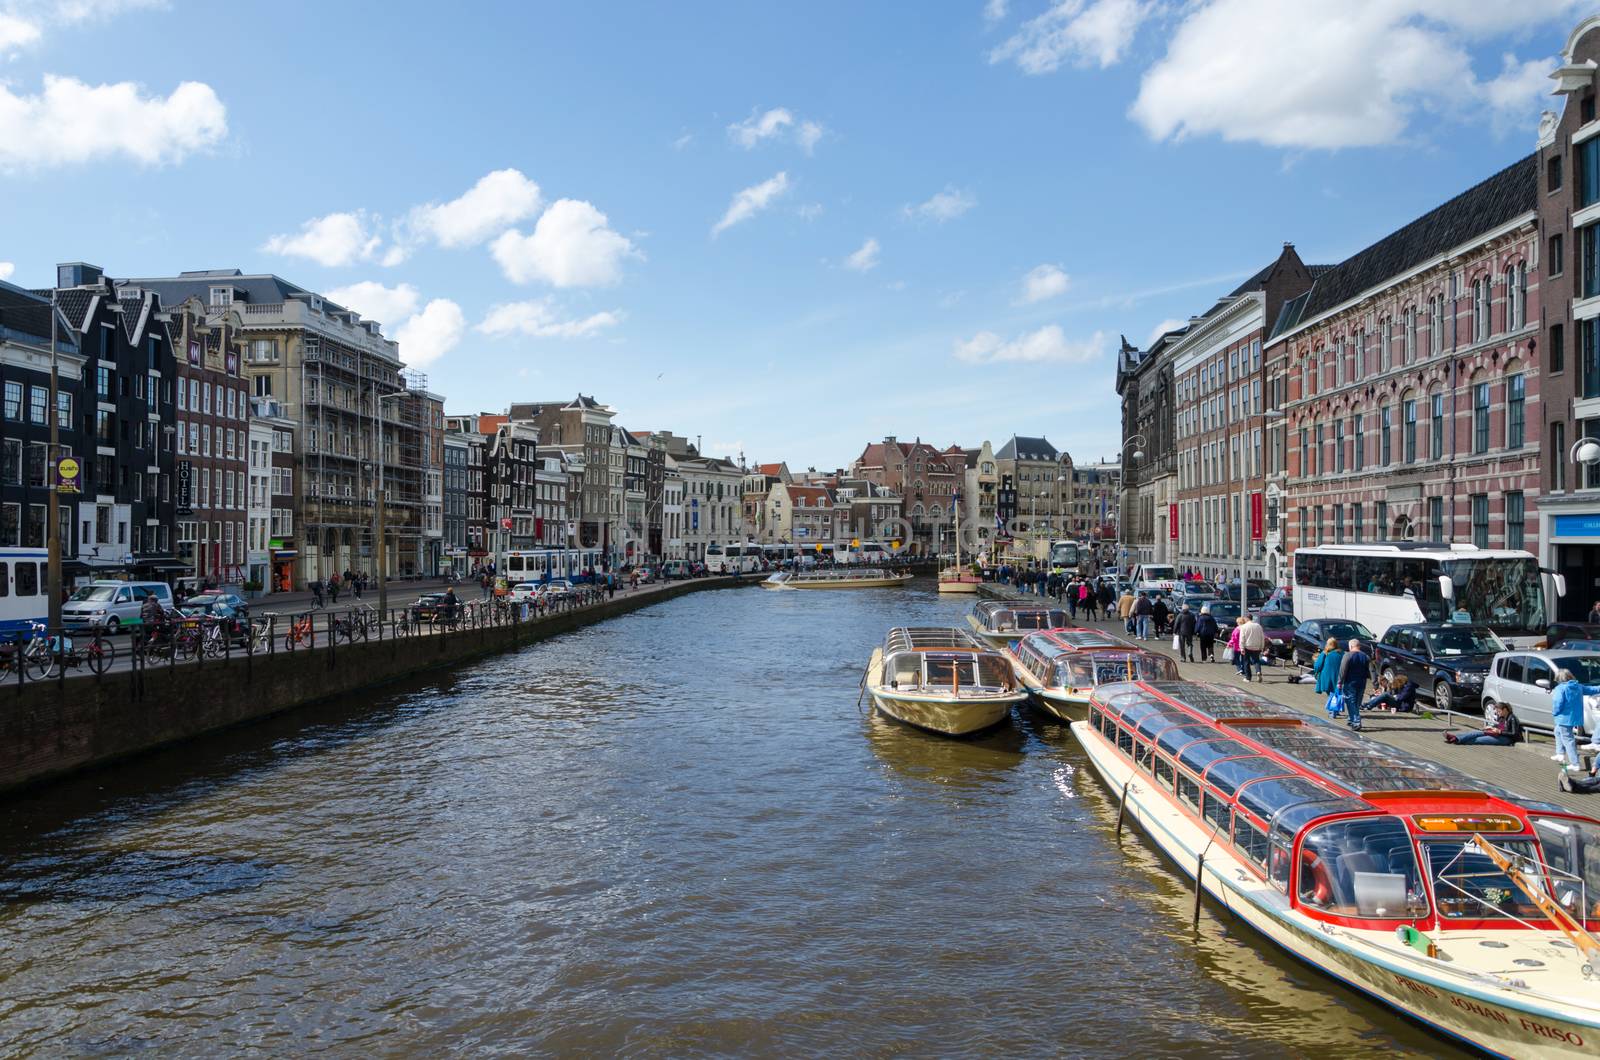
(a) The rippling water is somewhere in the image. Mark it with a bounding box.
[0,580,1457,1056]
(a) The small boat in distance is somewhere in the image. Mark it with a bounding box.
[1006,629,1176,721]
[938,488,982,593]
[864,627,1026,735]
[761,567,913,590]
[965,599,1070,649]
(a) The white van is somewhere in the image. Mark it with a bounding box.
[62,580,174,633]
[1129,563,1179,596]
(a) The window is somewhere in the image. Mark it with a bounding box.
[1471,494,1489,548]
[1404,307,1416,363]
[1313,425,1323,476]
[28,386,45,424]
[1430,496,1445,541]
[1552,232,1566,278]
[1586,94,1598,124]
[1552,322,1566,374]
[1430,294,1445,354]
[1353,504,1364,543]
[1335,420,1345,473]
[1507,373,1525,449]
[1351,413,1363,471]
[1472,382,1490,453]
[1299,818,1427,919]
[1506,491,1525,550]
[1430,393,1445,460]
[1334,505,1345,543]
[1583,224,1600,300]
[1380,406,1392,465]
[1299,428,1308,477]
[2,381,18,420]
[1583,134,1600,209]
[1550,153,1564,192]
[1376,500,1388,538]
[1402,399,1416,463]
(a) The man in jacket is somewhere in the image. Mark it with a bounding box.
[1151,595,1170,637]
[1195,606,1220,662]
[1117,588,1137,633]
[1338,639,1371,732]
[1239,614,1267,682]
[1132,592,1154,640]
[1550,668,1600,771]
[1174,604,1197,662]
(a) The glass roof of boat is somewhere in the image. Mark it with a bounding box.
[884,627,984,652]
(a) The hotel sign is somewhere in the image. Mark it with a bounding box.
[176,460,193,515]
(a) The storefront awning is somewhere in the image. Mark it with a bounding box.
[134,556,192,572]
[271,549,299,559]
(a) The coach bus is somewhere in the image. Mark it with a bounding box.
[704,542,764,574]
[1291,542,1563,648]
[1047,540,1081,575]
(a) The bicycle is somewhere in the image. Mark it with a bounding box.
[247,617,274,654]
[331,606,374,644]
[1,623,80,680]
[52,630,116,676]
[283,611,315,651]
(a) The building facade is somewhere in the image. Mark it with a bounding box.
[247,396,296,591]
[170,299,250,587]
[995,435,1072,556]
[443,433,469,575]
[851,436,959,554]
[1117,329,1182,570]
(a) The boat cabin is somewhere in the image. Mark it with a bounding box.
[882,627,1017,695]
[1012,629,1177,693]
[1086,680,1600,932]
[971,600,1070,636]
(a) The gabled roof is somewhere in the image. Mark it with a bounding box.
[996,435,1059,462]
[785,484,833,506]
[756,462,785,476]
[0,280,77,350]
[1271,154,1536,340]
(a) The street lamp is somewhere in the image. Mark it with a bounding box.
[1571,436,1600,469]
[1235,410,1287,614]
[1115,435,1146,582]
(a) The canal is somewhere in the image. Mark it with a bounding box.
[0,579,1457,1056]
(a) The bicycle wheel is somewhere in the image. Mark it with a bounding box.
[24,646,54,681]
[174,630,200,661]
[332,621,351,645]
[88,636,114,673]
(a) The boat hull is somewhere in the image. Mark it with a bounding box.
[762,574,912,590]
[865,648,1023,736]
[937,580,980,594]
[1070,720,1600,1058]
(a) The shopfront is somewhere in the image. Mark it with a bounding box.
[269,541,297,593]
[1539,504,1600,622]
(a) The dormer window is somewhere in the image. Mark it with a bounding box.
[209,287,233,307]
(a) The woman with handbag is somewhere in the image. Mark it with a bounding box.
[1312,636,1345,715]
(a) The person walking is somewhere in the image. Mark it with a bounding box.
[1337,638,1372,732]
[1078,580,1092,621]
[1549,668,1600,771]
[1098,581,1114,622]
[1239,612,1266,682]
[1226,618,1246,676]
[1117,587,1137,633]
[1152,595,1170,638]
[1132,592,1154,640]
[328,574,340,605]
[1312,636,1345,715]
[1174,604,1196,662]
[1588,601,1600,624]
[1195,605,1219,662]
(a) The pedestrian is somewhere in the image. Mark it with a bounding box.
[1174,603,1196,662]
[1312,636,1344,714]
[328,574,340,605]
[310,577,324,609]
[1195,605,1219,662]
[481,572,492,600]
[607,573,617,600]
[1117,587,1137,633]
[1444,701,1522,745]
[1098,581,1114,620]
[1152,594,1170,637]
[352,574,363,600]
[1337,638,1372,732]
[1077,580,1092,620]
[1239,612,1266,682]
[1589,600,1600,624]
[1549,668,1600,771]
[1226,618,1245,676]
[1133,591,1154,640]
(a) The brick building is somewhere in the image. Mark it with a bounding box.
[1274,156,1540,560]
[851,436,959,554]
[170,298,250,587]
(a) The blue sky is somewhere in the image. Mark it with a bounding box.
[0,0,1588,470]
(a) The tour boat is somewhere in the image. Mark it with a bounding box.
[1074,679,1600,1057]
[937,489,982,593]
[965,599,1070,649]
[864,627,1027,736]
[1006,628,1177,721]
[761,567,913,590]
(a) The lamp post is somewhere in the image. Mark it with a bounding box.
[1116,435,1146,585]
[45,288,61,629]
[1236,410,1287,615]
[372,390,404,618]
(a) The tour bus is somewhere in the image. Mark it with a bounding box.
[704,542,764,574]
[0,548,49,634]
[1291,542,1564,648]
[1047,540,1081,575]
[502,548,604,585]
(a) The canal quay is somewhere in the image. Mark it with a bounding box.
[0,577,1462,1057]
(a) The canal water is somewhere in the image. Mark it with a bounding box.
[0,580,1457,1056]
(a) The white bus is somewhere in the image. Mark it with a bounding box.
[503,548,604,584]
[1047,540,1081,575]
[705,542,764,574]
[1291,543,1563,648]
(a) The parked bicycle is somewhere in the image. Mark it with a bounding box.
[331,606,376,644]
[0,623,113,679]
[283,611,315,651]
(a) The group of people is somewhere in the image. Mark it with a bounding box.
[306,570,369,608]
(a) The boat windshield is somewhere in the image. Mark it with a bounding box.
[1299,817,1429,919]
[1530,815,1600,922]
[1423,839,1547,921]
[917,654,1013,691]
[1083,653,1178,687]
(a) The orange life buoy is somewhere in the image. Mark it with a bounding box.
[1300,848,1333,907]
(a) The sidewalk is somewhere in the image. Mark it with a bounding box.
[249,578,464,614]
[982,583,1593,814]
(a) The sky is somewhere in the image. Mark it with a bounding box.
[0,0,1590,470]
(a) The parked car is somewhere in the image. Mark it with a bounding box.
[1204,600,1243,626]
[62,581,174,633]
[1289,618,1377,669]
[178,591,249,618]
[537,580,577,601]
[1256,611,1299,659]
[1481,648,1600,733]
[507,583,539,603]
[1373,622,1506,714]
[410,593,448,622]
[1544,622,1600,649]
[1217,580,1272,609]
[1260,586,1294,613]
[661,561,691,580]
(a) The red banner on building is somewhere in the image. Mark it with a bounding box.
[1250,491,1264,541]
[1168,503,1179,541]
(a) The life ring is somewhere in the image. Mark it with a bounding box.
[1300,848,1333,907]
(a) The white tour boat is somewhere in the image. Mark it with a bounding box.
[1006,628,1176,721]
[965,599,1070,649]
[864,627,1027,735]
[761,567,913,590]
[1076,679,1600,1057]
[938,489,982,593]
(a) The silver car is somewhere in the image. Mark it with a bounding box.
[1481,649,1600,733]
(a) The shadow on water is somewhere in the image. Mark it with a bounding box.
[860,710,1027,789]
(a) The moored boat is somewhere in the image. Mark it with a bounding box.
[864,627,1027,735]
[1073,679,1600,1056]
[965,599,1070,649]
[937,568,982,593]
[762,567,913,590]
[1006,629,1177,721]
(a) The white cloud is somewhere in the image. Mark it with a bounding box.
[491,198,640,287]
[990,0,1153,73]
[262,211,382,267]
[394,298,465,367]
[1145,317,1188,346]
[0,261,13,281]
[325,281,420,325]
[984,0,1008,23]
[477,299,621,339]
[0,12,41,51]
[407,168,542,249]
[845,237,881,272]
[672,131,694,150]
[903,185,976,223]
[0,0,164,56]
[712,171,790,236]
[954,324,1106,364]
[1130,1,1585,150]
[1019,263,1070,303]
[729,107,794,147]
[796,120,824,155]
[797,202,824,221]
[0,74,225,172]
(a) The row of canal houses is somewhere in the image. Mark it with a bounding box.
[1116,16,1600,622]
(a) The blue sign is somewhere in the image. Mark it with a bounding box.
[1554,514,1600,538]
